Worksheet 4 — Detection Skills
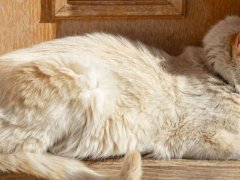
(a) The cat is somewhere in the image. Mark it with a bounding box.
[0,16,240,180]
[203,16,240,91]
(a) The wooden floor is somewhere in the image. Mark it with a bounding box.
[1,158,240,180]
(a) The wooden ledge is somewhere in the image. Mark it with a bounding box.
[1,159,240,179]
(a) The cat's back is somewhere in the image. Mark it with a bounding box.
[0,33,159,64]
[0,33,176,158]
[0,33,171,101]
[0,33,173,114]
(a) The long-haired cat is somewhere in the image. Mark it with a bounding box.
[0,16,240,180]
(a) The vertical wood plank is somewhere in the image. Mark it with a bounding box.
[0,0,56,55]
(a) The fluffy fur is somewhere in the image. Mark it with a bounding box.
[203,16,240,91]
[0,16,240,179]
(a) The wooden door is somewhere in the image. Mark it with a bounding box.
[1,0,240,179]
[1,0,240,55]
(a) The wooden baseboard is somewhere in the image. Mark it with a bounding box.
[1,159,240,179]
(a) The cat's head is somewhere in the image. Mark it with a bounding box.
[203,16,240,92]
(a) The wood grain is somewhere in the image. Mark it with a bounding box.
[58,0,240,55]
[1,158,240,179]
[54,0,185,19]
[0,0,56,55]
[68,0,171,5]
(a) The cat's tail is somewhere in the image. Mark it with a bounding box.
[0,151,142,180]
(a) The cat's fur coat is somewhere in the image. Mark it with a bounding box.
[0,16,240,179]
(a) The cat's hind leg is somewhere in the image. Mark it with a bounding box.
[0,111,53,154]
[0,122,47,154]
[160,128,240,160]
[187,128,240,160]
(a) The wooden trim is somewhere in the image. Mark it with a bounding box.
[52,0,186,19]
[68,0,171,5]
[2,158,240,179]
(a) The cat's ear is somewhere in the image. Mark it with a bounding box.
[233,32,240,55]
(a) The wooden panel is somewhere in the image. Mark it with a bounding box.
[54,0,185,19]
[58,0,240,55]
[2,158,240,179]
[68,0,172,5]
[0,0,56,55]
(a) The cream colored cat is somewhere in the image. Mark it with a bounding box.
[0,16,240,180]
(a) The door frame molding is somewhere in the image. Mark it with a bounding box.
[44,0,186,20]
